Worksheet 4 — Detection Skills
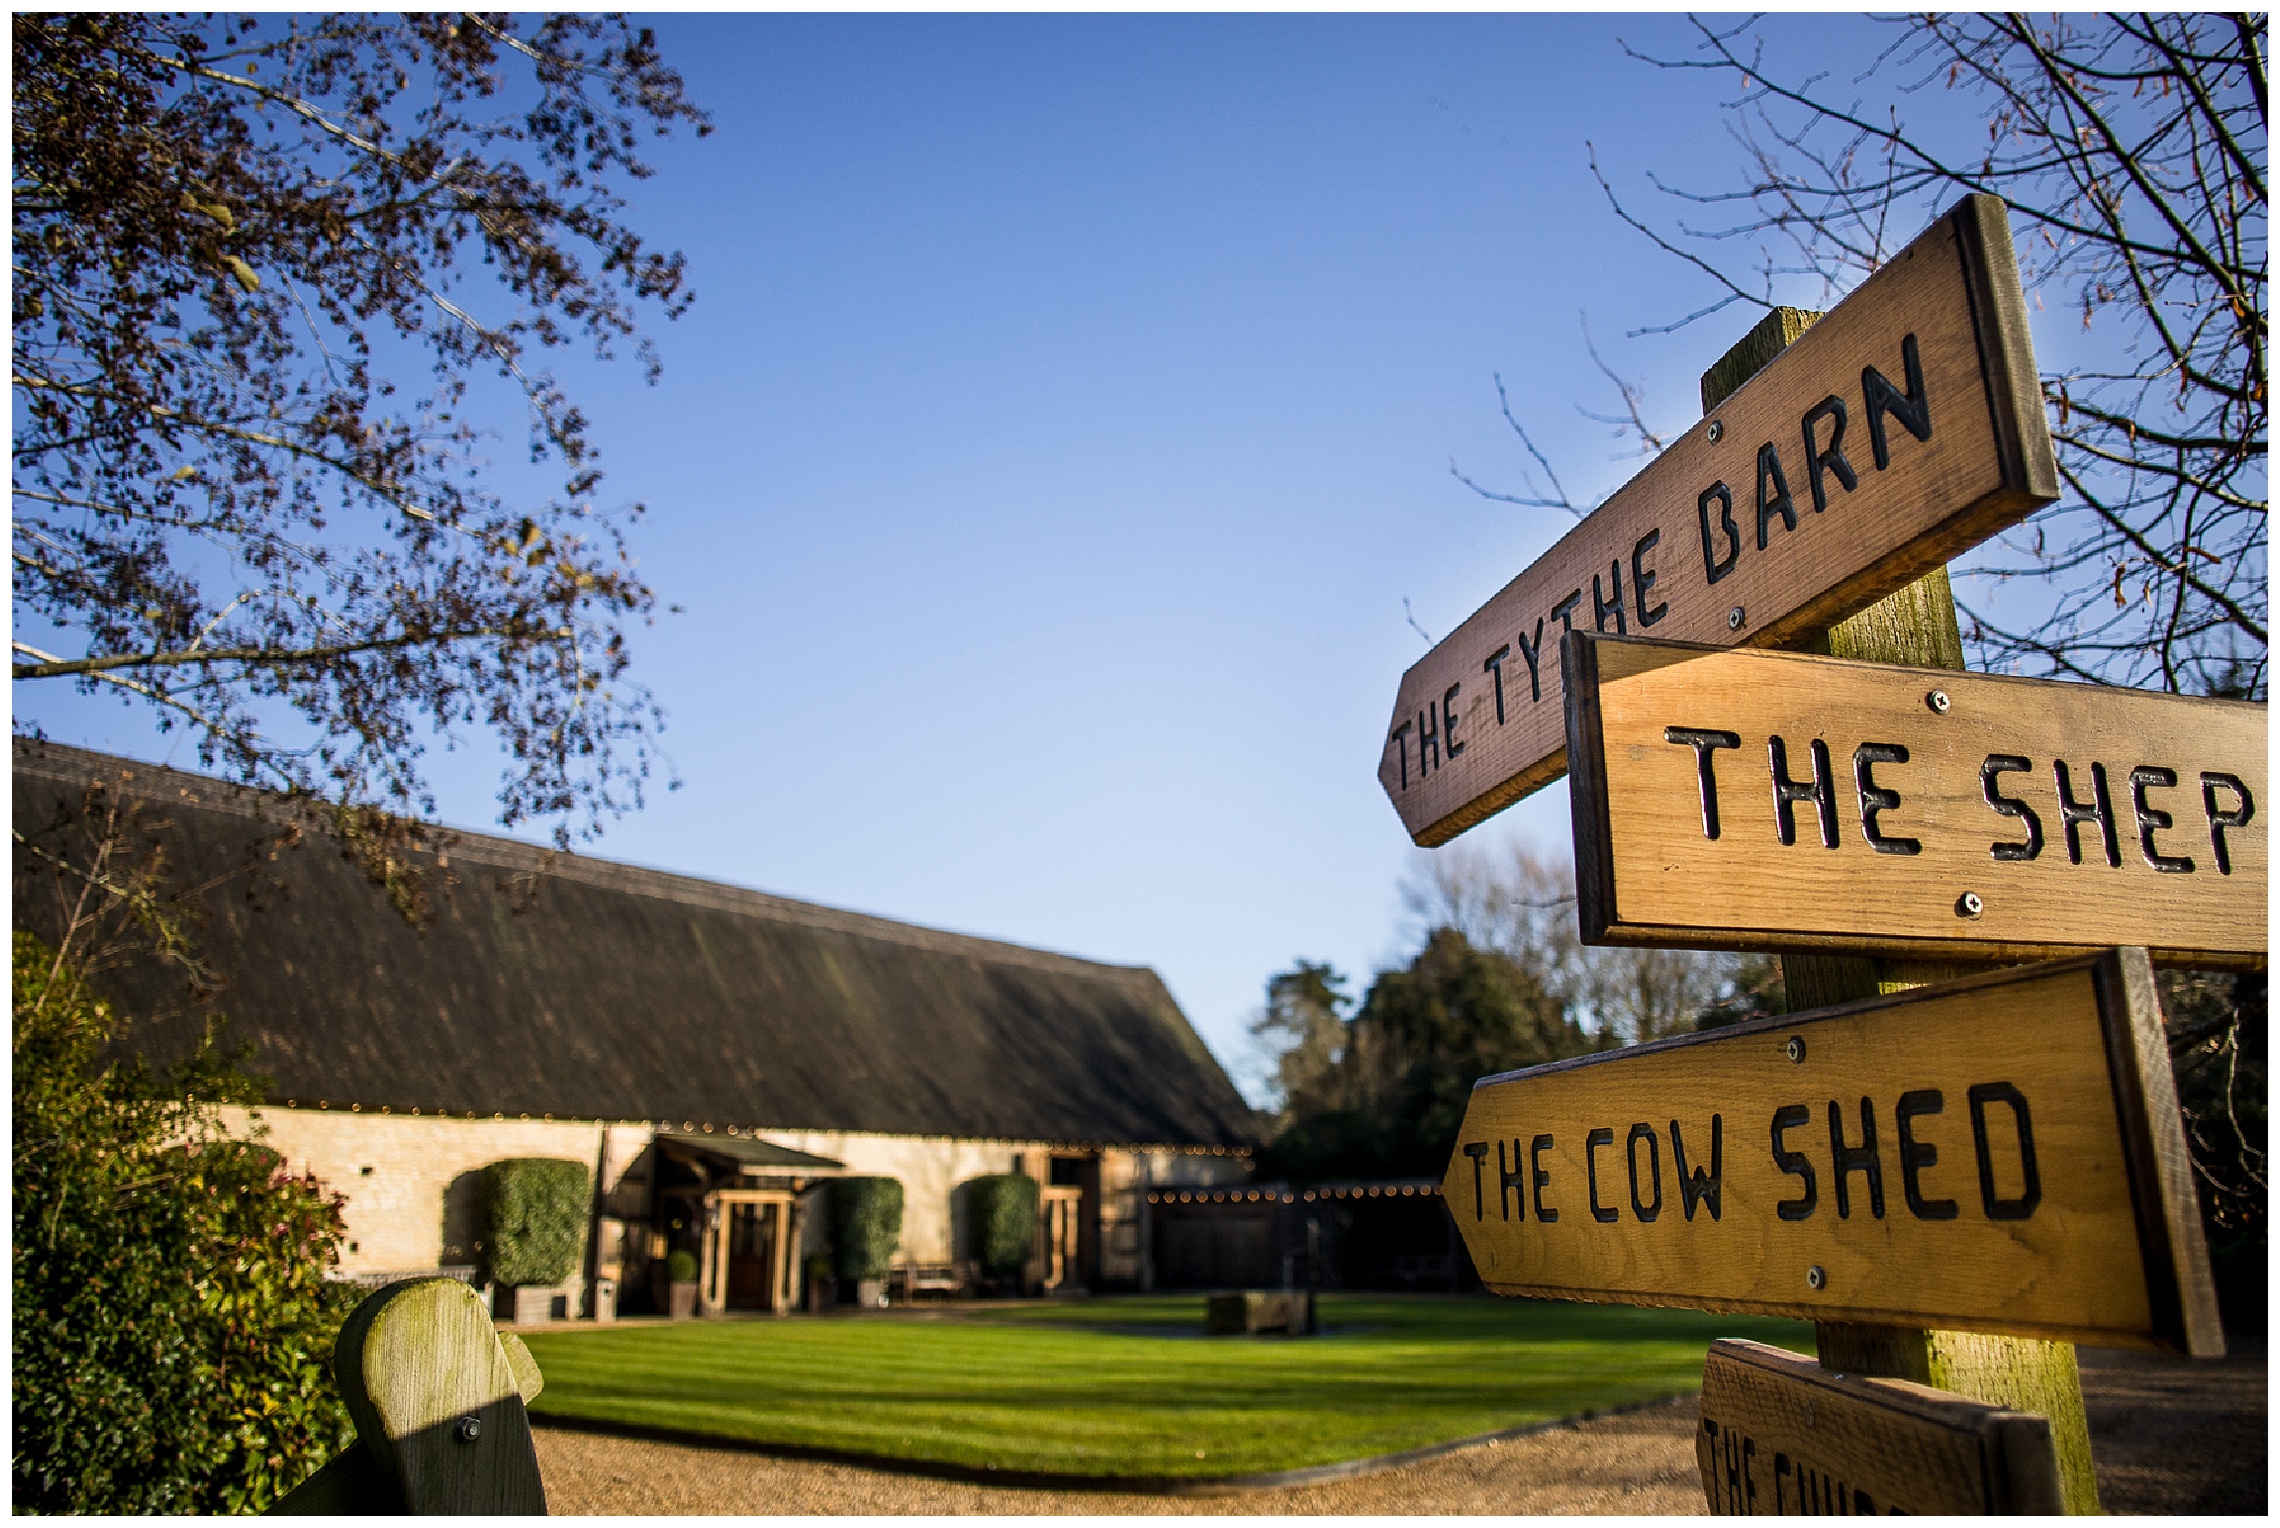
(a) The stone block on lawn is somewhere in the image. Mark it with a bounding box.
[1207,1290,1313,1335]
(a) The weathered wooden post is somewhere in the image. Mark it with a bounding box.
[271,1277,549,1515]
[1699,303,2103,1512]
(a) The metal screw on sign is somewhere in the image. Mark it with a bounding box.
[1706,419,1724,443]
[1806,1265,1827,1290]
[1957,891,1985,918]
[1785,1036,1807,1064]
[1727,606,1746,631]
[1927,689,1952,714]
[454,1415,482,1444]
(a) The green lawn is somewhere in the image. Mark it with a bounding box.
[520,1293,1811,1479]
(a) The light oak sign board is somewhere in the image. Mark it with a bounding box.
[1442,949,2221,1354]
[1378,193,2056,847]
[1562,633,2267,969]
[1696,1338,2064,1515]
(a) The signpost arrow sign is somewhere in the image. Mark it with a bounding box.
[1379,193,2056,847]
[1696,1338,2066,1515]
[1561,632,2267,970]
[1440,948,2222,1355]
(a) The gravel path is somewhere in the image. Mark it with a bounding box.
[533,1335,2265,1515]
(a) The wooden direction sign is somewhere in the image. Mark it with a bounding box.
[1441,948,2222,1354]
[1562,632,2268,969]
[1379,194,2057,847]
[1697,1338,2065,1515]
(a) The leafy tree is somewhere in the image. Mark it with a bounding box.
[12,931,356,1513]
[12,13,711,843]
[1247,960,1351,1114]
[1261,929,1596,1180]
[1597,13,2265,699]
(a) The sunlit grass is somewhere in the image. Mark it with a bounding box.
[521,1293,1810,1477]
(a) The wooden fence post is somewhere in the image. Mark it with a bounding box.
[1703,306,2101,1514]
[271,1277,549,1515]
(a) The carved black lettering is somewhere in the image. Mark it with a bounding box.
[2055,759,2122,867]
[1853,742,1921,855]
[1862,332,1932,469]
[1828,1097,1886,1220]
[1418,704,1440,775]
[1755,442,1798,550]
[1514,617,1547,704]
[1698,482,1741,584]
[1800,394,1858,511]
[1772,1103,1818,1221]
[1626,1122,1663,1222]
[1482,645,1510,726]
[2202,771,2255,875]
[1530,1133,1558,1223]
[2131,765,2194,872]
[1700,1419,1724,1511]
[1670,1114,1723,1222]
[1592,560,1626,635]
[1462,1141,1489,1221]
[1982,754,2044,861]
[1968,1081,2042,1221]
[1773,1451,1793,1515]
[1496,1138,1526,1222]
[1896,1089,1958,1221]
[1631,529,1667,627]
[1666,727,1741,840]
[1442,683,1466,761]
[1771,735,1840,849]
[1390,721,1413,790]
[1586,1127,1619,1223]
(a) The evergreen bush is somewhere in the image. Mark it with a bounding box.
[967,1173,1039,1277]
[12,932,357,1513]
[665,1248,698,1284]
[483,1158,589,1287]
[826,1176,904,1281]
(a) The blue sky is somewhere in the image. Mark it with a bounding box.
[25,14,1940,1101]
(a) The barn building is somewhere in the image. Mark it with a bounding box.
[14,739,1260,1316]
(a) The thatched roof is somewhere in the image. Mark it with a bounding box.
[13,739,1258,1149]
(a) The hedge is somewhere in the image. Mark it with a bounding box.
[966,1173,1039,1277]
[827,1176,904,1281]
[484,1158,589,1287]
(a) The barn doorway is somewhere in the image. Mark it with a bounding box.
[707,1190,794,1312]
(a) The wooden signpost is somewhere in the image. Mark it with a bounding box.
[1441,948,2222,1355]
[1697,1338,2065,1514]
[1390,193,2249,1513]
[1562,633,2268,970]
[1378,193,2055,846]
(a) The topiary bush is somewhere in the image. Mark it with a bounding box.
[483,1158,589,1287]
[826,1176,904,1282]
[967,1173,1039,1278]
[664,1248,698,1284]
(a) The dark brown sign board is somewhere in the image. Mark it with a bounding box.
[1561,632,2268,970]
[1697,1338,2064,1515]
[1378,193,2056,847]
[1441,948,2221,1354]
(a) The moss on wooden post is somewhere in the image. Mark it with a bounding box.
[1703,309,2100,1513]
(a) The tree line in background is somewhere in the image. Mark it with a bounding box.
[1248,840,1783,1182]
